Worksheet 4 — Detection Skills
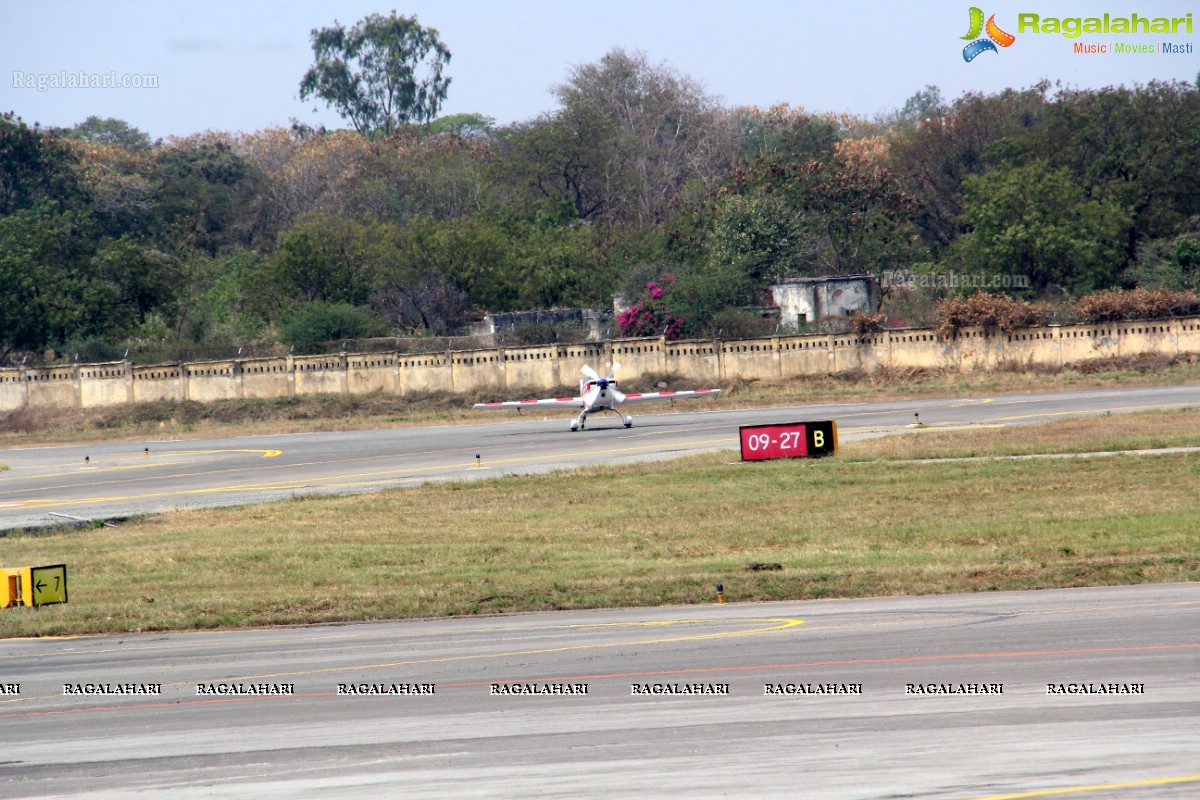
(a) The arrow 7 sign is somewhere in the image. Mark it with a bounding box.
[30,564,67,607]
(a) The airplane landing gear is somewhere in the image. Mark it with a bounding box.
[571,408,631,430]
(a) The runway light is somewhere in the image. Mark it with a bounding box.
[144,447,149,458]
[84,456,90,467]
[476,454,481,468]
[716,583,724,604]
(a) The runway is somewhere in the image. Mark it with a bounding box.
[2,383,1200,530]
[1,583,1197,798]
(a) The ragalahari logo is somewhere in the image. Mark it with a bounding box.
[962,7,1016,61]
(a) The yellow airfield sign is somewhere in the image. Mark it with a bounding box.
[31,564,68,606]
[1,564,68,608]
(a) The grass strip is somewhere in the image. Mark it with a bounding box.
[843,406,1200,461]
[2,410,1198,638]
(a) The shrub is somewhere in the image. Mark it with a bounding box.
[848,312,887,335]
[618,276,686,340]
[280,302,393,354]
[935,292,1051,339]
[703,308,776,339]
[1075,287,1200,323]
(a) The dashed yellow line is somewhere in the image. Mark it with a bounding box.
[209,616,805,682]
[981,403,1181,423]
[6,437,740,510]
[967,773,1200,799]
[3,618,804,700]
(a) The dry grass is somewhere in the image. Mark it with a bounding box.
[842,406,1200,461]
[2,410,1198,638]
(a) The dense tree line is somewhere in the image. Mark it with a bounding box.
[2,17,1199,363]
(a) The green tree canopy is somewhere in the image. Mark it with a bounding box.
[280,301,392,354]
[300,12,452,137]
[1039,81,1200,251]
[954,160,1132,295]
[265,216,376,310]
[60,116,153,151]
[0,112,87,215]
[0,211,179,359]
[154,137,266,254]
[888,84,1051,253]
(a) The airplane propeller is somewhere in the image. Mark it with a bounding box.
[608,363,625,403]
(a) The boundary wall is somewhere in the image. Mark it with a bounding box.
[3,318,1199,412]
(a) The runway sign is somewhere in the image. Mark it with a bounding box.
[31,564,68,607]
[739,420,837,461]
[1,564,68,608]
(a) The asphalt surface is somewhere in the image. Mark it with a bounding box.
[2,386,1199,797]
[2,383,1200,530]
[1,584,1197,799]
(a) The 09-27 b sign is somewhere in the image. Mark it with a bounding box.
[739,420,837,461]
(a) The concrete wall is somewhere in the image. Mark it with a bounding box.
[79,362,132,408]
[23,366,79,410]
[241,358,292,400]
[4,316,1200,413]
[186,361,239,402]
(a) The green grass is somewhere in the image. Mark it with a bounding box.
[2,410,1198,638]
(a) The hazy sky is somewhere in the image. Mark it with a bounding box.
[2,1,1197,139]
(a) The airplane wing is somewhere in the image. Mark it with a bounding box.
[615,388,721,405]
[473,396,583,410]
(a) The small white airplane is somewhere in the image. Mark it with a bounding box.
[473,365,722,431]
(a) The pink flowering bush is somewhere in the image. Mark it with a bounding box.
[618,275,686,340]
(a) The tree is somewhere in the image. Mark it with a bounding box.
[300,12,451,137]
[348,128,495,223]
[425,113,494,138]
[731,148,924,281]
[1040,82,1200,252]
[703,190,811,285]
[369,216,499,334]
[185,248,271,344]
[155,134,266,254]
[237,128,373,231]
[265,216,375,310]
[494,107,617,222]
[504,219,614,310]
[75,141,158,238]
[618,275,685,339]
[87,236,181,336]
[954,160,1132,294]
[60,116,152,151]
[0,112,86,215]
[878,85,947,131]
[0,210,178,360]
[280,301,391,354]
[733,104,842,162]
[1126,222,1200,291]
[550,47,737,226]
[887,84,1051,253]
